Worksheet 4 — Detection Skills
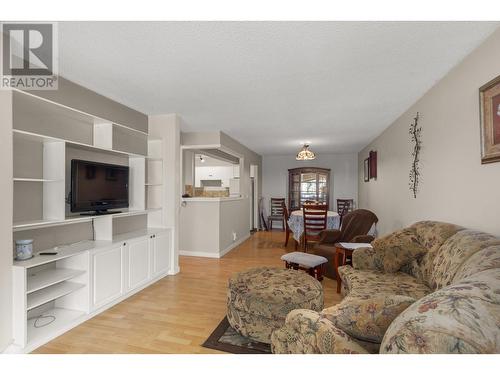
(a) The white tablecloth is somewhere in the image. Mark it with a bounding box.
[288,210,340,242]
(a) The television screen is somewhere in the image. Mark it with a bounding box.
[71,159,129,213]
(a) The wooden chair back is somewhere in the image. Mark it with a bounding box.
[337,199,354,214]
[282,201,293,247]
[269,198,285,217]
[302,203,328,250]
[303,200,329,210]
[337,199,353,226]
[282,202,290,228]
[303,200,317,205]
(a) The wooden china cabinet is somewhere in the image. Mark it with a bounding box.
[288,167,330,211]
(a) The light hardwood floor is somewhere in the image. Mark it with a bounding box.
[34,230,341,354]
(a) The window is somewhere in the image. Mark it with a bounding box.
[288,167,330,211]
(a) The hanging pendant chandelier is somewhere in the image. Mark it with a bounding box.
[296,144,316,161]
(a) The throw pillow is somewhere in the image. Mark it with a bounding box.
[372,228,427,273]
[322,295,416,343]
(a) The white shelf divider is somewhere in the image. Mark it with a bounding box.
[43,141,66,221]
[14,178,62,182]
[27,281,85,310]
[27,268,85,294]
[129,157,146,211]
[93,121,113,149]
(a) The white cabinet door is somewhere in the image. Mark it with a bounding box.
[151,231,170,277]
[92,245,123,309]
[127,237,150,290]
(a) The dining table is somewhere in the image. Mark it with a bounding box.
[287,210,340,242]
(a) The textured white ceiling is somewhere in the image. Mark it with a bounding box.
[58,22,498,155]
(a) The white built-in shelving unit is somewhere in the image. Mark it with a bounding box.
[11,89,175,353]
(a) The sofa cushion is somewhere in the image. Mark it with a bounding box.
[338,265,431,300]
[352,246,383,271]
[429,230,500,289]
[453,245,500,283]
[381,268,500,354]
[406,221,464,285]
[271,309,372,354]
[321,295,416,343]
[372,228,427,273]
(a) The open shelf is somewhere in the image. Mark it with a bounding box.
[14,89,148,136]
[27,281,85,310]
[13,217,92,232]
[13,129,146,158]
[13,209,158,232]
[27,307,85,347]
[27,268,85,294]
[14,178,62,182]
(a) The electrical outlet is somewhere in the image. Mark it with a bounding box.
[232,232,237,241]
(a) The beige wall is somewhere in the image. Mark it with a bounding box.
[179,200,221,256]
[0,91,13,351]
[219,198,251,253]
[179,198,250,257]
[359,28,500,237]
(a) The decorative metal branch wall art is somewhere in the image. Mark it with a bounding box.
[409,112,422,198]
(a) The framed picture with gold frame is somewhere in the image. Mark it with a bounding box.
[479,75,500,164]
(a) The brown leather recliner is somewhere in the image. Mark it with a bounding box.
[311,209,378,279]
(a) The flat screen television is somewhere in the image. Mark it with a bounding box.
[71,159,129,214]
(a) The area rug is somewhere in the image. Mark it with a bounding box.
[202,317,271,354]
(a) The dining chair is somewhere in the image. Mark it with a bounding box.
[268,198,286,231]
[282,202,292,247]
[302,203,328,251]
[336,199,354,226]
[258,197,268,231]
[303,200,317,205]
[303,200,329,210]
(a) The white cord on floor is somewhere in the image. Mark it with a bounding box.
[28,314,56,328]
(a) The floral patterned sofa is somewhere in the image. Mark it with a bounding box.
[271,221,500,354]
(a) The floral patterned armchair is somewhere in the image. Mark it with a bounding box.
[271,221,500,354]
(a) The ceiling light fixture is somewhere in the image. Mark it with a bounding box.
[296,144,316,161]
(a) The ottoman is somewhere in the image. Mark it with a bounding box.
[227,267,324,344]
[281,251,328,280]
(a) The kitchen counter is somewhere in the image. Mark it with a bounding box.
[181,196,244,202]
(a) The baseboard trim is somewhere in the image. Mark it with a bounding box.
[180,233,251,259]
[168,266,180,275]
[219,233,251,258]
[179,251,220,258]
[1,339,15,354]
